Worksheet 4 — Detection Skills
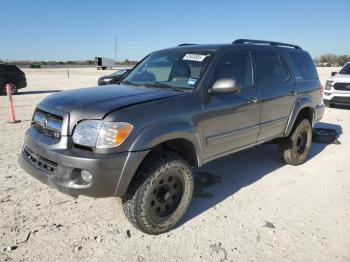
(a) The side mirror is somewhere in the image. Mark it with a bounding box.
[209,79,240,94]
[331,72,337,77]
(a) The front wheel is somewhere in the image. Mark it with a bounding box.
[279,119,313,166]
[122,152,193,235]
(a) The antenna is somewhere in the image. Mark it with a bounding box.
[114,37,117,65]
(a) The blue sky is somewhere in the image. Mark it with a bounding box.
[0,0,349,61]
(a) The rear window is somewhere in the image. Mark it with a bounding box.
[254,50,289,86]
[290,52,318,79]
[2,64,22,73]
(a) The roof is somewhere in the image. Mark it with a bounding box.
[155,39,303,53]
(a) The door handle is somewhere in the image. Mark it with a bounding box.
[289,90,298,96]
[246,97,258,104]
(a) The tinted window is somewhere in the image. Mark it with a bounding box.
[3,65,21,73]
[214,51,252,88]
[339,63,350,75]
[290,52,318,79]
[254,50,289,86]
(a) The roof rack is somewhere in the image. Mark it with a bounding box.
[232,39,302,50]
[178,43,197,46]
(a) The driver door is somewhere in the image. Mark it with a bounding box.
[202,50,261,161]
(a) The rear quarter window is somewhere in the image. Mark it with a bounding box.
[290,52,318,79]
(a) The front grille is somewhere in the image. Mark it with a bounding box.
[23,146,57,175]
[331,97,350,104]
[32,109,63,137]
[333,82,350,91]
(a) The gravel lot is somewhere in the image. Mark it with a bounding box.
[0,67,349,262]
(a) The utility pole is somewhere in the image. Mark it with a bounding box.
[114,37,117,66]
[290,32,293,42]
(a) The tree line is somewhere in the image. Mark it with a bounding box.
[313,54,350,67]
[0,59,138,66]
[1,55,349,67]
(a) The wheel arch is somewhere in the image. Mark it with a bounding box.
[284,96,315,136]
[115,122,202,197]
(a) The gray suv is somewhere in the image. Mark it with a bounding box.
[19,39,325,234]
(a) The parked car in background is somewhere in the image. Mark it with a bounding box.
[19,39,324,234]
[97,68,130,85]
[95,57,115,70]
[323,62,350,107]
[0,64,27,95]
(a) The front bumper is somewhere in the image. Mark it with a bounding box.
[314,103,325,123]
[19,127,148,198]
[323,91,350,106]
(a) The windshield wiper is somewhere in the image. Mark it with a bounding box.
[143,82,186,92]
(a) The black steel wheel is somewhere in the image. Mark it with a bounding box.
[149,174,182,217]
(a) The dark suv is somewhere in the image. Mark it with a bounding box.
[0,64,27,95]
[19,39,324,234]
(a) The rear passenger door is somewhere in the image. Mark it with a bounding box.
[253,49,296,142]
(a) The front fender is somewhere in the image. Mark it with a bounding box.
[130,120,203,164]
[114,121,202,196]
[284,96,314,136]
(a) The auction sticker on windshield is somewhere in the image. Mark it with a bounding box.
[183,54,207,62]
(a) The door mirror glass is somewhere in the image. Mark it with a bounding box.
[331,71,337,77]
[210,78,240,94]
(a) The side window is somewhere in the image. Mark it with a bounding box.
[254,50,289,86]
[290,52,318,79]
[214,51,253,88]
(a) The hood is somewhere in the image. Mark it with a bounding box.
[331,74,350,82]
[39,84,181,119]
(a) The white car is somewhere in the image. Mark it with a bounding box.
[323,62,350,107]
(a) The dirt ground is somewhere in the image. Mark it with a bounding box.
[0,67,349,262]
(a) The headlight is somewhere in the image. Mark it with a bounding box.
[325,80,333,90]
[72,120,133,149]
[103,78,112,82]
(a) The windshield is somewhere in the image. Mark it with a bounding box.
[121,51,213,89]
[339,63,350,75]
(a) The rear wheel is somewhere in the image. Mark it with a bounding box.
[279,119,313,166]
[122,152,193,235]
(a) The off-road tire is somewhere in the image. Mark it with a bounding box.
[122,151,193,235]
[279,119,313,166]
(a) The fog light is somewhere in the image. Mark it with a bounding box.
[324,92,331,96]
[81,170,92,183]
